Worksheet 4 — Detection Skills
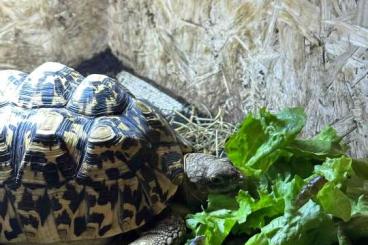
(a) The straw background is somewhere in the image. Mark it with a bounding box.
[0,0,367,157]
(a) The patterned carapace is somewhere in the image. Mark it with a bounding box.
[0,62,185,243]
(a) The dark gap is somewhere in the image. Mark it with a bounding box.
[74,48,192,110]
[74,48,125,78]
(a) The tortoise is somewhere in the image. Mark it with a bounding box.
[0,62,243,245]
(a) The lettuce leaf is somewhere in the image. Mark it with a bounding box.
[344,195,368,239]
[245,200,337,245]
[312,157,353,221]
[225,108,306,177]
[317,182,352,221]
[314,156,353,186]
[286,126,348,160]
[186,107,368,244]
[186,209,237,245]
[186,189,284,245]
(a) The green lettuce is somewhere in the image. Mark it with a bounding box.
[314,156,353,186]
[317,182,351,221]
[185,107,368,244]
[186,209,237,245]
[286,126,349,160]
[225,108,306,177]
[245,200,337,245]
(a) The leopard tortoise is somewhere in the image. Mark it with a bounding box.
[0,62,243,245]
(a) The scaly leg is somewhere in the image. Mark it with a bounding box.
[129,215,186,245]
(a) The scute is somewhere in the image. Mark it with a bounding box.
[0,121,11,183]
[66,75,131,116]
[89,125,116,143]
[0,70,27,106]
[11,62,83,109]
[0,63,185,243]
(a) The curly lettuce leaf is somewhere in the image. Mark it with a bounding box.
[186,189,283,243]
[286,126,348,160]
[186,209,237,245]
[317,182,352,221]
[187,176,305,242]
[225,108,306,177]
[308,157,354,222]
[314,156,353,186]
[245,200,337,245]
[234,189,284,226]
[343,195,368,239]
[186,107,368,244]
[341,160,368,240]
[273,175,305,212]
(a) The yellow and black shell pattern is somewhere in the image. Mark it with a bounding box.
[0,62,185,243]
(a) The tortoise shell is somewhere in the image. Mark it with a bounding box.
[0,62,184,243]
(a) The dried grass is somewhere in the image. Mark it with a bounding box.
[170,107,237,157]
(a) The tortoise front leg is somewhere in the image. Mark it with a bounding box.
[129,216,186,245]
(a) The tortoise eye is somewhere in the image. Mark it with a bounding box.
[210,176,224,185]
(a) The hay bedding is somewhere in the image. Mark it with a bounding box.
[170,108,236,157]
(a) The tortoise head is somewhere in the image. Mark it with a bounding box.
[183,153,244,194]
